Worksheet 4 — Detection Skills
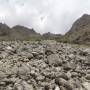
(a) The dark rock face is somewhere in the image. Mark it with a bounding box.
[64,14,90,44]
[0,40,89,90]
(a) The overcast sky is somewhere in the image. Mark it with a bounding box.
[0,0,90,34]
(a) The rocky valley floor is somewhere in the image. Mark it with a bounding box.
[0,40,90,90]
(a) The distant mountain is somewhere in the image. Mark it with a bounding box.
[42,32,62,41]
[1,13,90,43]
[63,14,90,44]
[0,23,10,36]
[0,24,41,41]
[11,25,40,40]
[0,23,12,40]
[12,25,37,35]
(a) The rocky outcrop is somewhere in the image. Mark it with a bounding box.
[0,40,89,90]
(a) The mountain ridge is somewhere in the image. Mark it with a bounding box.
[63,14,90,44]
[0,14,90,44]
[0,23,62,41]
[0,23,41,40]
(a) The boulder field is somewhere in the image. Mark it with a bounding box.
[0,40,89,90]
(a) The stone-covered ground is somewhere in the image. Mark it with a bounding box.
[0,40,90,90]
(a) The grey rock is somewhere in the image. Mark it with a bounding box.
[36,75,45,81]
[85,74,90,80]
[45,45,56,55]
[47,54,62,66]
[82,82,90,90]
[27,53,33,60]
[55,78,73,90]
[0,71,7,79]
[71,72,78,78]
[32,52,38,57]
[59,73,69,80]
[6,86,13,90]
[60,86,66,90]
[63,63,72,71]
[21,81,35,90]
[0,81,6,86]
[54,85,60,90]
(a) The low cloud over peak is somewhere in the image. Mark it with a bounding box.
[0,0,90,34]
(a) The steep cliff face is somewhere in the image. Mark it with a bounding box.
[64,14,90,44]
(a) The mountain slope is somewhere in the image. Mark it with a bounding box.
[11,25,40,40]
[0,24,41,40]
[0,23,12,40]
[64,14,90,44]
[0,23,62,41]
[42,32,62,41]
[0,23,11,36]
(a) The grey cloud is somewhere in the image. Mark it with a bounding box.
[0,0,90,34]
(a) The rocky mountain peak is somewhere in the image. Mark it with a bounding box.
[0,23,10,36]
[0,23,10,29]
[12,25,37,34]
[81,14,90,18]
[64,14,90,44]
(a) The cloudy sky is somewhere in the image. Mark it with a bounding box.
[0,0,90,34]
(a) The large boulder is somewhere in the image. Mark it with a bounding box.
[47,54,62,66]
[55,78,73,90]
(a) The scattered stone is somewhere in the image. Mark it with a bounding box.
[0,41,89,90]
